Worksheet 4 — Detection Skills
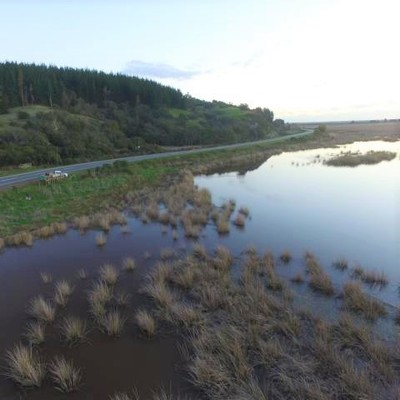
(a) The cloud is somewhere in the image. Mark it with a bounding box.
[123,60,201,80]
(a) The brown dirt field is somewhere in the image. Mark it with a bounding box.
[308,121,400,143]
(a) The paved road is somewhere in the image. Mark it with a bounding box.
[0,130,313,189]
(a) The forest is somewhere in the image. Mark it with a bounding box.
[0,62,288,167]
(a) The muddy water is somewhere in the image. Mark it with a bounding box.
[0,223,195,400]
[1,140,399,399]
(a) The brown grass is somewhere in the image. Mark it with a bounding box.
[49,355,82,392]
[54,280,74,307]
[29,296,56,323]
[5,344,46,387]
[216,217,230,234]
[96,232,107,247]
[122,257,136,272]
[135,309,156,337]
[60,316,88,346]
[342,281,387,320]
[333,258,348,271]
[6,231,33,247]
[99,264,119,285]
[24,322,45,345]
[99,309,126,337]
[309,271,334,296]
[73,215,90,231]
[280,250,292,264]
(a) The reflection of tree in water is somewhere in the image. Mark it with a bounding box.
[205,158,268,177]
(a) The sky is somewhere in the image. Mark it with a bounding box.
[1,0,399,122]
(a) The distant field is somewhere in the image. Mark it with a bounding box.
[326,121,400,141]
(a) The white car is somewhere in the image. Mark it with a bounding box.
[54,170,69,178]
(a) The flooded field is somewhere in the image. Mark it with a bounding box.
[0,140,399,399]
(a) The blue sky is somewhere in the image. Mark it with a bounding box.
[1,0,399,122]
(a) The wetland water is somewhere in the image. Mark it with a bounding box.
[0,140,399,399]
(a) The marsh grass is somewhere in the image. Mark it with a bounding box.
[99,264,119,286]
[6,231,33,247]
[29,296,56,323]
[135,309,156,337]
[115,291,130,307]
[280,250,292,264]
[160,248,176,260]
[216,217,230,234]
[40,272,53,284]
[77,269,88,279]
[54,280,74,307]
[309,271,334,295]
[233,214,245,227]
[122,257,136,272]
[88,280,113,307]
[49,355,82,392]
[333,258,348,271]
[96,232,107,247]
[110,390,140,400]
[5,344,46,387]
[192,243,207,260]
[350,265,388,287]
[100,309,126,337]
[342,281,387,320]
[24,322,45,345]
[60,316,88,346]
[73,215,90,231]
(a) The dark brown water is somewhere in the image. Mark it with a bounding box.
[0,223,196,400]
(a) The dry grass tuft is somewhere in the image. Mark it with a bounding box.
[280,250,292,264]
[216,217,230,234]
[193,243,207,259]
[99,309,126,337]
[29,296,56,323]
[25,322,45,345]
[40,272,53,284]
[135,309,156,337]
[342,281,387,320]
[60,316,88,346]
[49,355,82,392]
[5,344,46,387]
[96,232,107,247]
[53,222,68,234]
[333,258,348,270]
[122,257,136,272]
[233,214,246,227]
[54,280,74,307]
[6,231,33,247]
[73,215,90,231]
[77,269,88,279]
[309,271,334,296]
[99,264,119,286]
[160,247,176,260]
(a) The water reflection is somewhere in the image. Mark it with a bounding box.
[196,141,400,305]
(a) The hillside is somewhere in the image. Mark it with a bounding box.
[0,62,289,167]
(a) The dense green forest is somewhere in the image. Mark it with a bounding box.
[0,62,289,167]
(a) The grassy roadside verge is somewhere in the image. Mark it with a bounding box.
[0,129,343,238]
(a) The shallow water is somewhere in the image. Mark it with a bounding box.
[0,140,399,399]
[196,141,400,305]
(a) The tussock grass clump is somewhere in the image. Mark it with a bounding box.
[7,231,33,247]
[29,296,56,323]
[280,250,292,264]
[170,303,203,328]
[53,222,68,234]
[123,257,136,272]
[192,243,207,259]
[100,309,126,337]
[333,258,348,270]
[160,247,176,260]
[238,206,250,217]
[73,215,90,231]
[89,280,113,306]
[146,202,160,220]
[25,322,45,345]
[5,344,46,387]
[216,217,230,234]
[361,270,388,287]
[99,264,119,286]
[144,280,177,309]
[40,272,52,284]
[214,245,233,270]
[96,232,107,247]
[60,316,88,346]
[110,391,140,400]
[77,269,88,279]
[115,291,130,307]
[49,356,82,392]
[342,281,387,320]
[233,214,246,227]
[54,280,74,307]
[135,309,156,337]
[309,271,334,295]
[35,225,55,239]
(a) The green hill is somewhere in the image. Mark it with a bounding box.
[0,62,288,167]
